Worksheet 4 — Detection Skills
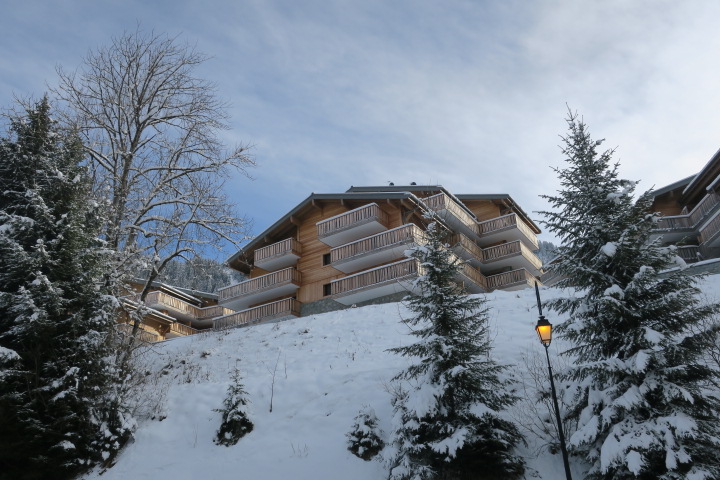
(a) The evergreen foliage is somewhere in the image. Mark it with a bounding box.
[535,240,559,264]
[0,98,131,480]
[347,405,384,461]
[385,222,525,480]
[214,367,253,446]
[540,111,720,479]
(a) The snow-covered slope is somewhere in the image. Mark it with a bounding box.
[85,276,720,480]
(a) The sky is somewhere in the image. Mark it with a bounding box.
[2,0,720,254]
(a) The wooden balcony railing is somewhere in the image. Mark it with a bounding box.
[317,203,389,238]
[117,323,160,343]
[700,213,720,245]
[655,216,691,230]
[482,240,543,270]
[448,233,484,262]
[689,192,720,226]
[219,267,301,301]
[142,291,232,320]
[676,245,702,263]
[331,224,424,263]
[331,258,421,295]
[424,193,477,229]
[145,291,198,317]
[196,305,234,319]
[213,298,301,331]
[487,268,536,290]
[655,192,720,231]
[254,238,301,264]
[170,322,200,336]
[458,263,488,291]
[477,213,539,249]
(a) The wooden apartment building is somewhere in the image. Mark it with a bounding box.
[212,185,544,330]
[119,281,234,342]
[650,148,720,263]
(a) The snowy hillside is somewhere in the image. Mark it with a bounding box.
[85,275,720,480]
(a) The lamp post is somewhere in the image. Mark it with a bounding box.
[534,282,573,480]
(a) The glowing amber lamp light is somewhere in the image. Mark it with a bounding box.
[535,317,552,346]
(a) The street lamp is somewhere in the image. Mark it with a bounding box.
[534,282,573,480]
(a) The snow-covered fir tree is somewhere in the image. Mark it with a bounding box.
[385,222,525,480]
[535,240,559,264]
[0,98,132,480]
[215,367,254,446]
[540,111,720,479]
[347,405,384,461]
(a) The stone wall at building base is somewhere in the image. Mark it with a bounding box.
[300,291,410,317]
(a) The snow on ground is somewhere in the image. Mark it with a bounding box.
[85,275,720,480]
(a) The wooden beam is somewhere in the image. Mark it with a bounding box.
[400,199,414,210]
[289,215,301,226]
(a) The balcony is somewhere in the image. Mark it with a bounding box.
[487,268,538,291]
[218,267,301,311]
[254,238,302,271]
[481,240,543,275]
[652,191,720,244]
[700,212,720,247]
[676,245,702,263]
[448,233,484,268]
[331,258,422,305]
[424,193,479,239]
[455,262,488,293]
[142,291,233,326]
[167,321,200,339]
[476,213,539,250]
[196,305,234,320]
[117,323,161,343]
[317,203,390,247]
[213,298,301,331]
[330,224,425,273]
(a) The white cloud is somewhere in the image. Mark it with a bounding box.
[2,0,720,247]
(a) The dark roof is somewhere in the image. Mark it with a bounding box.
[682,146,720,203]
[225,190,429,269]
[650,175,696,197]
[455,193,540,234]
[346,185,446,194]
[226,186,541,269]
[131,278,219,302]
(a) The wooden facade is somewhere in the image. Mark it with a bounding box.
[650,150,720,262]
[119,281,223,342]
[218,185,544,330]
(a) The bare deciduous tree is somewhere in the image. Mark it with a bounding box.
[54,29,254,328]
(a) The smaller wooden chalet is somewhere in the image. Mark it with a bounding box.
[215,185,543,330]
[650,148,720,262]
[119,281,233,342]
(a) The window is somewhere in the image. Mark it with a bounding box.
[322,253,331,266]
[323,283,332,296]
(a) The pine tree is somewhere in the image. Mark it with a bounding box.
[347,405,384,461]
[0,98,131,480]
[385,222,525,480]
[215,367,253,446]
[540,111,720,479]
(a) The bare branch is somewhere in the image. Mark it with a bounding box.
[53,28,255,299]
